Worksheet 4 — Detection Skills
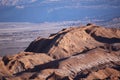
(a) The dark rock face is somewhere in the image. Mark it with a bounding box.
[25,38,52,53]
[0,24,120,80]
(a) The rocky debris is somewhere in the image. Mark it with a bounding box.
[112,43,120,51]
[0,57,11,78]
[86,67,120,80]
[0,24,120,80]
[1,52,53,74]
[0,74,6,80]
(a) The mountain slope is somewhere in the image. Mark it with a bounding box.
[0,24,120,80]
[25,24,120,59]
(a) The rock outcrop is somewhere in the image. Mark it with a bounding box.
[0,24,120,80]
[25,24,120,59]
[2,52,53,74]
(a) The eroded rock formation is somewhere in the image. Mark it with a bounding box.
[0,24,120,80]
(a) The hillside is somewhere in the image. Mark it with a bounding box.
[0,24,120,80]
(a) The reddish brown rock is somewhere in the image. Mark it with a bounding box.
[2,52,53,74]
[86,68,120,80]
[25,25,120,59]
[0,24,120,80]
[57,48,120,78]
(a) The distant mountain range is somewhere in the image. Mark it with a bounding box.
[0,0,37,6]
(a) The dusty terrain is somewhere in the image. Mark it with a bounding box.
[0,22,80,56]
[0,24,120,80]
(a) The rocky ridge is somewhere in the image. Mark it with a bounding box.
[0,24,120,80]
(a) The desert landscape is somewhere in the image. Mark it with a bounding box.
[0,17,120,56]
[0,24,120,80]
[0,0,120,80]
[0,22,81,56]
